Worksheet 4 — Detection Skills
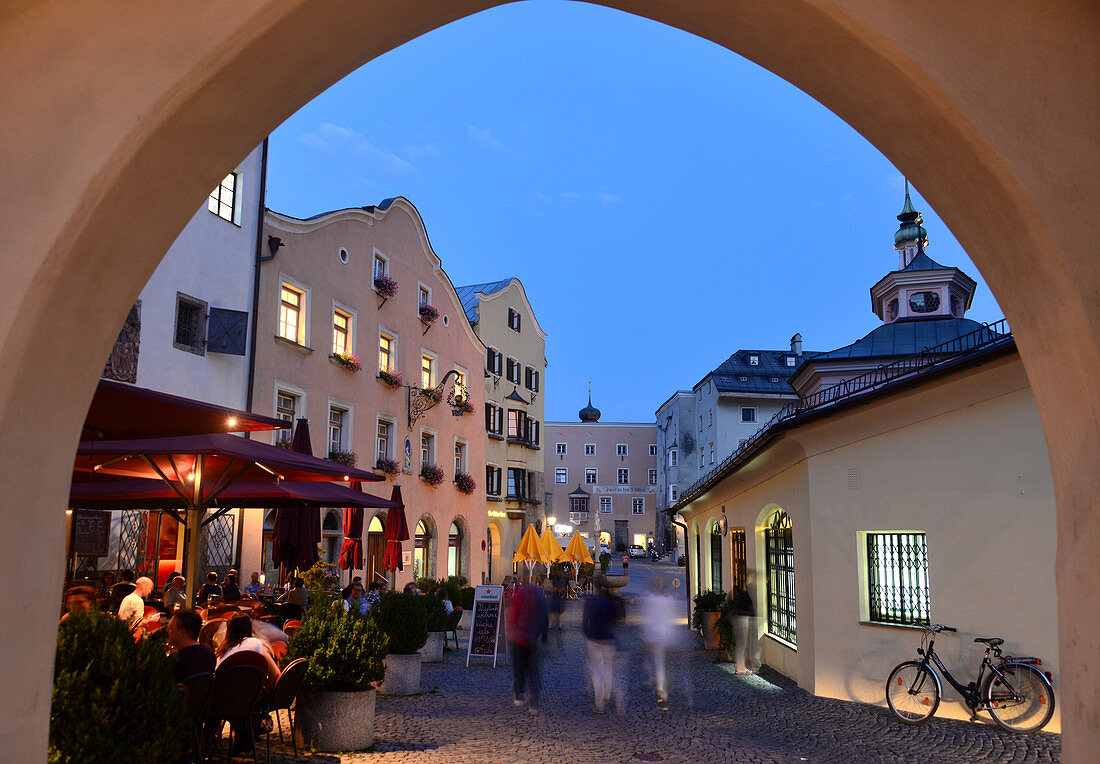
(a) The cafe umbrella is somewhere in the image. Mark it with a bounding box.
[539,526,566,565]
[272,418,324,575]
[73,430,382,602]
[512,523,551,576]
[337,481,366,578]
[381,485,409,575]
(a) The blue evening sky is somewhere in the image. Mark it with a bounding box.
[265,1,1004,424]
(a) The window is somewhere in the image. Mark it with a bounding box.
[279,284,304,344]
[448,521,464,579]
[709,443,715,464]
[454,441,467,474]
[524,365,540,391]
[332,309,351,356]
[274,390,298,444]
[765,509,796,644]
[418,285,431,308]
[699,414,704,428]
[585,468,597,485]
[866,532,930,626]
[327,406,345,455]
[669,484,678,503]
[208,172,237,223]
[453,369,467,402]
[649,444,657,456]
[506,357,520,384]
[730,528,747,593]
[373,254,388,281]
[421,353,435,388]
[616,444,628,456]
[632,498,644,515]
[508,410,520,438]
[173,292,207,355]
[709,410,713,426]
[668,449,678,467]
[748,354,759,366]
[485,465,502,496]
[485,403,504,436]
[785,356,796,367]
[378,331,395,373]
[570,496,588,514]
[648,469,657,485]
[584,444,596,456]
[617,468,629,485]
[420,432,435,469]
[486,348,502,375]
[376,419,392,462]
[700,451,705,468]
[555,467,567,484]
[741,407,757,424]
[599,496,612,514]
[771,377,780,383]
[507,468,527,499]
[556,443,567,455]
[508,307,521,332]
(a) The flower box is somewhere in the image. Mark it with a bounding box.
[451,397,475,416]
[374,458,400,477]
[332,352,361,372]
[419,386,441,402]
[454,471,477,495]
[420,464,445,487]
[328,450,357,468]
[377,368,403,389]
[374,276,399,299]
[418,304,439,324]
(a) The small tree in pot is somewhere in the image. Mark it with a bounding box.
[286,606,387,752]
[692,589,726,651]
[371,591,428,695]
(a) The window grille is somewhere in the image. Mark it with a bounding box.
[866,532,930,626]
[730,528,747,593]
[174,299,204,352]
[765,509,796,644]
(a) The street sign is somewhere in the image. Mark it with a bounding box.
[466,584,504,668]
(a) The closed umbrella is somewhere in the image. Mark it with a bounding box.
[338,481,365,574]
[273,419,322,575]
[382,485,409,573]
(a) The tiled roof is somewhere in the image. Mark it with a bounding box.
[454,279,514,324]
[901,250,949,271]
[705,348,822,395]
[809,317,988,362]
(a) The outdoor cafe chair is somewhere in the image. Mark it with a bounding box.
[444,608,463,650]
[178,672,212,763]
[203,664,263,764]
[261,657,308,760]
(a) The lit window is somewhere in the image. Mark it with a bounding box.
[208,172,237,223]
[616,444,628,456]
[617,468,629,485]
[275,391,298,444]
[378,332,395,373]
[585,468,597,485]
[332,309,351,356]
[278,284,303,344]
[765,510,796,644]
[555,467,567,484]
[600,496,612,514]
[648,469,657,485]
[866,532,930,626]
[584,444,596,456]
[421,354,435,388]
[632,498,644,515]
[556,443,567,455]
[741,407,757,424]
[453,369,467,401]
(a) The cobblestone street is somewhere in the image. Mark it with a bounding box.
[264,561,1061,764]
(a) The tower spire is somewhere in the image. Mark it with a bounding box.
[895,178,928,267]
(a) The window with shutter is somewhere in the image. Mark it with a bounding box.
[485,403,494,431]
[174,293,208,356]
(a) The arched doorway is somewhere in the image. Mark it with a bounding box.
[1,3,1097,760]
[487,521,502,585]
[447,517,467,581]
[321,509,341,566]
[414,516,435,581]
[365,512,387,588]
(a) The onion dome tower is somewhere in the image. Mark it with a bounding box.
[578,388,601,423]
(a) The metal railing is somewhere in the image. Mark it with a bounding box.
[676,319,1012,507]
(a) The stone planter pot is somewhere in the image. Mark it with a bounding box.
[294,688,376,752]
[379,653,422,695]
[419,631,445,663]
[700,611,722,650]
[458,609,471,631]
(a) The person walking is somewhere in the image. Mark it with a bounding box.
[583,576,624,714]
[640,576,677,709]
[505,571,548,714]
[731,578,760,675]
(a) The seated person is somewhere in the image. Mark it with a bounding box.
[164,574,188,614]
[436,587,454,616]
[108,569,136,612]
[338,583,363,612]
[195,571,223,607]
[221,573,242,602]
[361,582,383,613]
[60,585,95,624]
[216,613,281,690]
[118,576,154,627]
[243,571,263,598]
[276,577,309,607]
[167,610,216,681]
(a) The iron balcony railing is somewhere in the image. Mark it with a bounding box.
[675,319,1012,508]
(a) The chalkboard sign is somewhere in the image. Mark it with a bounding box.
[72,510,110,557]
[466,585,504,667]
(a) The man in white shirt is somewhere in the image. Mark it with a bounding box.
[118,576,153,626]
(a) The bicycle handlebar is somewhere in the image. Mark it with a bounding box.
[925,624,956,633]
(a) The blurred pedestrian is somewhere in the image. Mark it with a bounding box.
[505,571,548,714]
[583,576,624,714]
[641,575,677,709]
[732,575,760,675]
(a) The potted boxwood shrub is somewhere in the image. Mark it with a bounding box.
[692,589,726,650]
[716,598,737,662]
[371,591,428,695]
[286,606,388,752]
[418,595,449,663]
[51,611,188,763]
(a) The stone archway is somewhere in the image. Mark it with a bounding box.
[1,1,1097,759]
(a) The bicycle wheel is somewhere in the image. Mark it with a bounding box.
[983,663,1055,733]
[886,661,940,724]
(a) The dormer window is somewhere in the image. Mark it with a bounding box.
[785,356,795,367]
[739,376,748,382]
[748,354,759,366]
[771,377,780,383]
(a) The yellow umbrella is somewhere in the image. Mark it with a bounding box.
[560,531,594,566]
[540,527,566,563]
[513,523,551,565]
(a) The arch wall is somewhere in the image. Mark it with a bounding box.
[0,0,1097,758]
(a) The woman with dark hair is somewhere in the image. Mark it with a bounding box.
[215,613,281,755]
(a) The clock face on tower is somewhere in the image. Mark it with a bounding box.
[909,291,941,314]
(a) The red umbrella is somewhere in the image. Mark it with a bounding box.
[338,481,365,572]
[381,485,409,572]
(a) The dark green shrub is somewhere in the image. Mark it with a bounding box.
[615,542,627,552]
[716,598,737,654]
[580,562,595,579]
[286,605,387,691]
[598,552,611,574]
[50,611,187,763]
[691,589,726,629]
[415,577,438,595]
[302,558,340,607]
[371,591,428,654]
[458,586,475,610]
[549,562,565,579]
[442,577,464,603]
[423,595,449,632]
